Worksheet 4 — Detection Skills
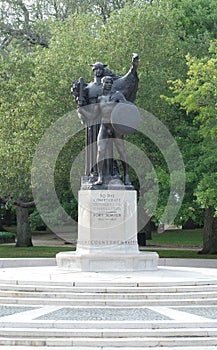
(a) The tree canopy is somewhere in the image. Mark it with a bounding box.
[168,42,217,213]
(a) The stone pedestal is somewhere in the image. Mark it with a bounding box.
[56,190,158,271]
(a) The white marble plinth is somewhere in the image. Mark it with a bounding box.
[56,251,158,271]
[56,189,158,271]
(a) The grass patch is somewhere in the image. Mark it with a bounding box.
[147,229,203,248]
[0,244,216,259]
[0,245,75,258]
[140,249,217,259]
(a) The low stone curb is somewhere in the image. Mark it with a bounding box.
[0,257,217,269]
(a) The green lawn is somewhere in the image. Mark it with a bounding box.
[142,228,216,258]
[147,229,203,248]
[0,245,75,258]
[141,249,217,259]
[0,245,216,259]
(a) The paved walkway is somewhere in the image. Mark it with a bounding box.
[31,232,71,247]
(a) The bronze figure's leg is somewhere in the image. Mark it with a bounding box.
[94,124,109,185]
[85,126,91,176]
[114,133,131,185]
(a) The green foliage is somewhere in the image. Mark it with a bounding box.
[29,209,45,230]
[167,42,217,212]
[0,50,39,200]
[0,231,16,243]
[59,190,78,222]
[166,0,217,40]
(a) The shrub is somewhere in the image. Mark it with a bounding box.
[0,231,16,244]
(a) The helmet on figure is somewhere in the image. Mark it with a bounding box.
[89,62,107,71]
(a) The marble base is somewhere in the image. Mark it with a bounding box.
[56,189,159,271]
[56,251,158,271]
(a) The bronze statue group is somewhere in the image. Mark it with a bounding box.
[71,54,139,189]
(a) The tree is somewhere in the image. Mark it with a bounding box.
[166,0,217,40]
[0,49,39,245]
[0,199,7,231]
[15,200,35,247]
[167,42,217,253]
[0,0,49,50]
[0,0,134,51]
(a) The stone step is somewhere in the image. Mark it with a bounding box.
[1,347,217,350]
[1,320,216,330]
[0,336,217,347]
[0,290,217,300]
[0,296,216,306]
[1,277,217,288]
[0,327,217,338]
[1,283,217,293]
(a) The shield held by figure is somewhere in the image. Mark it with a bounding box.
[111,103,141,135]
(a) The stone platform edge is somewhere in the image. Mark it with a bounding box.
[0,257,217,268]
[0,258,57,268]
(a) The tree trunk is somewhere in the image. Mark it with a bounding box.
[16,205,33,247]
[199,206,217,254]
[5,208,13,226]
[145,220,153,240]
[0,207,5,231]
[0,199,7,231]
